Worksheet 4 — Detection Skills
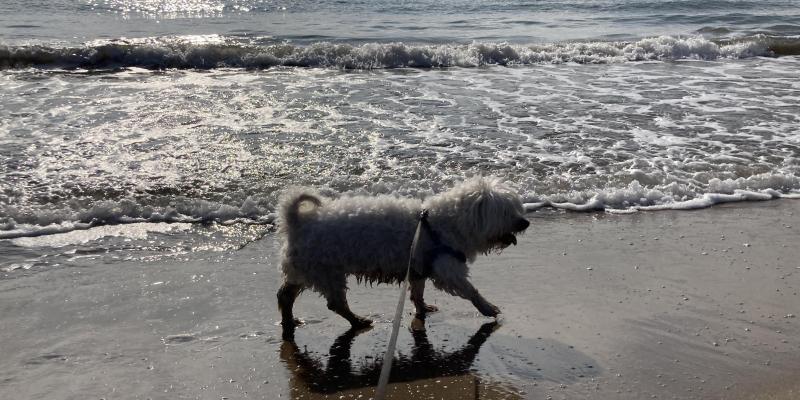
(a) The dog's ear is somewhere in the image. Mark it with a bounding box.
[470,191,490,234]
[474,192,485,207]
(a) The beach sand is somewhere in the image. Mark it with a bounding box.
[1,200,798,399]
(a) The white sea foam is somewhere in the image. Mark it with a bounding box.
[1,174,798,240]
[0,263,34,272]
[1,35,794,70]
[2,46,799,242]
[0,195,276,240]
[522,174,800,213]
[11,222,192,248]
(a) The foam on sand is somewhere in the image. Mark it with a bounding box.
[524,175,800,212]
[2,176,798,241]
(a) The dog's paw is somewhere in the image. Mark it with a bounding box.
[493,313,505,323]
[347,324,374,335]
[350,317,373,329]
[424,304,439,313]
[478,303,501,318]
[281,321,300,341]
[410,317,426,332]
[280,318,304,328]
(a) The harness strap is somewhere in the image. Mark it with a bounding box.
[410,211,467,280]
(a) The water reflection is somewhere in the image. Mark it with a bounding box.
[280,321,521,399]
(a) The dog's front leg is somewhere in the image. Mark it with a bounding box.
[462,283,501,318]
[430,257,500,318]
[410,279,439,319]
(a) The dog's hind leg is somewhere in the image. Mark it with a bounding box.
[324,284,373,329]
[278,282,304,327]
[410,279,439,319]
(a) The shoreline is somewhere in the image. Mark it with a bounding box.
[0,200,798,399]
[2,191,799,242]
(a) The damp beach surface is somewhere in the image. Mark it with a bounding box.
[1,200,798,399]
[3,0,800,398]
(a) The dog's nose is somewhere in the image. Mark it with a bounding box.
[515,218,530,231]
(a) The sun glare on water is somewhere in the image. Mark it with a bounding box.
[87,0,273,17]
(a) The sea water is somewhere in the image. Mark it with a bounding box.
[1,0,799,270]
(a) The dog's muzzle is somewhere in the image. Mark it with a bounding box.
[498,233,518,247]
[495,218,529,248]
[514,218,530,232]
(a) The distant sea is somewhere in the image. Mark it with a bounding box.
[1,0,799,271]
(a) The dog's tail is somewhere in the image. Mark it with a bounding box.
[278,188,323,233]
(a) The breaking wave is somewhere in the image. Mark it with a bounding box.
[1,35,798,70]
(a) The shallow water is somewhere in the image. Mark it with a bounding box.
[3,2,800,271]
[2,58,800,251]
[2,0,800,44]
[5,4,800,400]
[2,0,800,358]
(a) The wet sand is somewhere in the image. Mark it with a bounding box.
[1,200,798,399]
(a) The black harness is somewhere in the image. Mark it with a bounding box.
[410,210,467,280]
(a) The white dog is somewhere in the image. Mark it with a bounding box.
[277,177,530,329]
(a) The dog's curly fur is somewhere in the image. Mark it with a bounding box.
[277,177,530,329]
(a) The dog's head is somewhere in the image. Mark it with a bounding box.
[434,177,529,254]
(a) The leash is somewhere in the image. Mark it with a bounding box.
[233,225,272,251]
[374,209,428,400]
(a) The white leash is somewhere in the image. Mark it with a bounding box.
[374,210,428,400]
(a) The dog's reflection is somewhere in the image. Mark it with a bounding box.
[280,321,518,399]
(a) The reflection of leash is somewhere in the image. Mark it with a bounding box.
[374,209,428,400]
[234,224,273,251]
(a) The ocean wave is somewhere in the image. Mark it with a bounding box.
[0,196,277,240]
[1,173,798,240]
[523,175,800,213]
[1,35,797,70]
